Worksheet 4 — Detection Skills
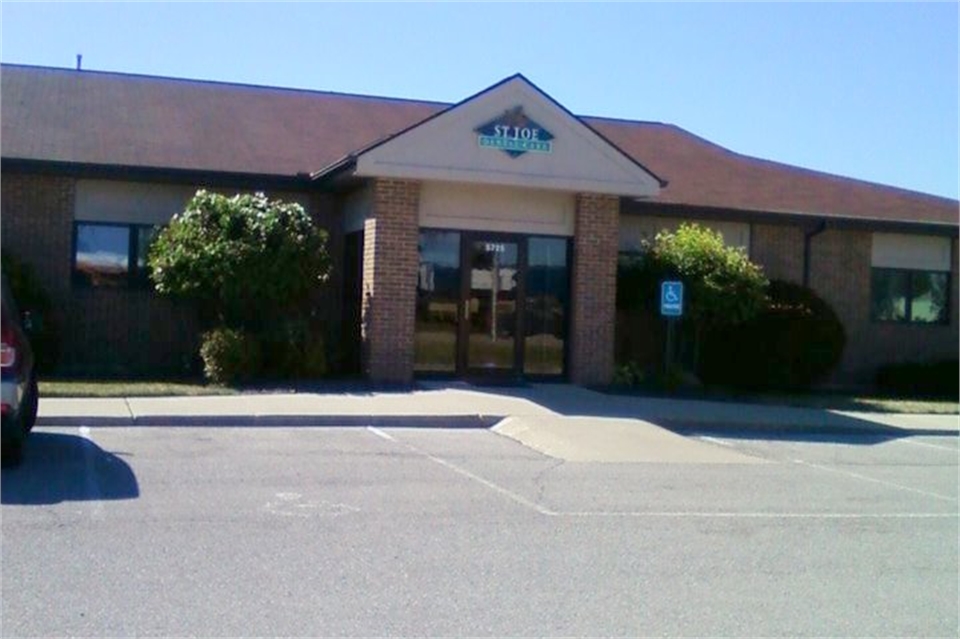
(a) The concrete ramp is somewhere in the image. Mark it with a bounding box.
[493,415,766,464]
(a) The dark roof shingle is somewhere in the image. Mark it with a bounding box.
[2,64,956,225]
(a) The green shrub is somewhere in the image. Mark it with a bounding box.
[613,361,646,387]
[1,253,61,373]
[616,225,768,374]
[618,225,768,326]
[199,328,262,385]
[699,280,846,390]
[876,360,959,399]
[148,190,331,332]
[260,320,327,380]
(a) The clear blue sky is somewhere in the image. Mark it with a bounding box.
[2,2,957,200]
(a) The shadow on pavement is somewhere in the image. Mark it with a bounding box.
[1,432,139,505]
[461,382,959,446]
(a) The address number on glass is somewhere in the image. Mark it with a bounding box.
[484,243,506,254]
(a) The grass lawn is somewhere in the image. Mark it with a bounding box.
[39,379,238,398]
[728,392,959,415]
[616,385,959,414]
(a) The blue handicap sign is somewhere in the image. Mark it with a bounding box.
[660,281,684,317]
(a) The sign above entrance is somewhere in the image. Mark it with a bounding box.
[475,106,554,158]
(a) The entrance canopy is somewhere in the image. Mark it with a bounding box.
[316,74,664,198]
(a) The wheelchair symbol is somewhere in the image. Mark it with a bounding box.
[661,281,684,317]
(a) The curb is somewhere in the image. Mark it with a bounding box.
[36,414,504,429]
[655,418,959,438]
[35,414,958,438]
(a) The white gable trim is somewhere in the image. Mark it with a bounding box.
[352,75,662,198]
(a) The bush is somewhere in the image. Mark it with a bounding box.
[612,361,647,387]
[199,328,262,385]
[148,190,331,332]
[699,280,846,391]
[618,225,768,327]
[1,253,61,373]
[617,225,768,374]
[876,360,959,399]
[260,320,327,380]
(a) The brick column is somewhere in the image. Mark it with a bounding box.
[570,193,619,385]
[361,179,420,383]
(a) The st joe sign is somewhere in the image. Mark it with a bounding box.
[475,106,554,158]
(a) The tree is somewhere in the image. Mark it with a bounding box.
[618,223,769,372]
[149,191,332,381]
[148,190,331,332]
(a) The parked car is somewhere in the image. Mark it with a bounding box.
[2,272,38,465]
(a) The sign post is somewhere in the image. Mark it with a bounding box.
[660,281,684,374]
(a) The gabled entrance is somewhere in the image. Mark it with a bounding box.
[319,74,662,384]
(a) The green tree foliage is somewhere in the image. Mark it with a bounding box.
[148,190,331,332]
[617,224,769,375]
[618,223,768,328]
[149,191,331,382]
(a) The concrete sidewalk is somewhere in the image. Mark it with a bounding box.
[36,383,958,463]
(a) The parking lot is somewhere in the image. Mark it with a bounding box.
[3,422,958,637]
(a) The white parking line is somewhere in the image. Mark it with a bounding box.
[890,438,959,452]
[369,428,959,519]
[792,458,957,502]
[698,436,735,448]
[366,426,395,442]
[557,511,957,519]
[419,449,556,516]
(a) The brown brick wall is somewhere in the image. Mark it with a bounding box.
[362,179,420,383]
[570,193,619,385]
[2,173,75,300]
[2,172,201,376]
[809,230,959,387]
[750,223,805,283]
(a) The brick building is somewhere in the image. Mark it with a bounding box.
[1,64,957,387]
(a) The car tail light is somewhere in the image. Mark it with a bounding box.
[1,319,16,369]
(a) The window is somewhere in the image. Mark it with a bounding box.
[73,222,159,289]
[871,268,950,324]
[524,237,569,376]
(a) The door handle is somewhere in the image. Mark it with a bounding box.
[463,299,470,319]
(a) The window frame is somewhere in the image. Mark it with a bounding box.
[72,221,161,290]
[870,266,951,326]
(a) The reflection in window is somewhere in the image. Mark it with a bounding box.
[415,230,461,373]
[135,226,160,286]
[75,224,130,288]
[73,222,160,289]
[871,268,949,324]
[909,271,949,324]
[525,237,568,376]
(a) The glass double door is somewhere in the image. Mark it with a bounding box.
[463,237,521,374]
[415,230,569,379]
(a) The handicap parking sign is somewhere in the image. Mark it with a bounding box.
[660,281,684,317]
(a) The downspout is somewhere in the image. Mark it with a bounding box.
[803,219,827,287]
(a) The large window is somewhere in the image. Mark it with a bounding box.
[871,268,950,324]
[415,230,461,373]
[73,222,159,289]
[524,237,568,376]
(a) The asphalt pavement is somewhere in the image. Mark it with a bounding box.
[3,383,957,637]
